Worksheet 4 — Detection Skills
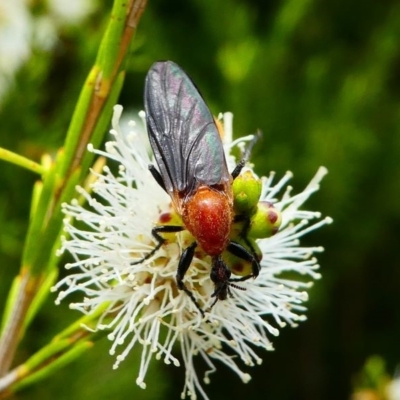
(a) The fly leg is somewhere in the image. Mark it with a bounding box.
[226,241,260,279]
[231,215,261,276]
[131,225,184,265]
[176,242,206,317]
[147,164,205,317]
[130,165,183,264]
[149,164,167,192]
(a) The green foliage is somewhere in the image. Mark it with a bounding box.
[353,356,390,396]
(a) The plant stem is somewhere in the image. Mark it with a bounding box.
[0,0,148,378]
[62,0,148,195]
[0,148,45,175]
[0,270,41,375]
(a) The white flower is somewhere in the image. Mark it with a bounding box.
[0,0,96,102]
[387,372,400,400]
[0,0,32,100]
[53,105,332,400]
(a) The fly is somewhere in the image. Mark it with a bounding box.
[134,61,262,316]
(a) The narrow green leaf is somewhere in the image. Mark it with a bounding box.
[0,147,45,175]
[53,302,111,341]
[79,70,126,176]
[96,0,129,79]
[24,269,59,333]
[13,341,94,392]
[30,167,80,276]
[60,66,100,179]
[0,275,22,335]
[29,181,43,223]
[22,164,57,274]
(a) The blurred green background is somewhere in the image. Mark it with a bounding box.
[1,0,400,399]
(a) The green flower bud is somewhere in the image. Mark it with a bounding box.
[232,170,262,215]
[249,201,282,239]
[157,207,185,244]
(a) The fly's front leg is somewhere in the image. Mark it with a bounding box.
[131,225,184,265]
[149,164,167,192]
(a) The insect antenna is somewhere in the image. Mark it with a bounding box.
[231,130,262,179]
[242,130,262,161]
[229,282,247,291]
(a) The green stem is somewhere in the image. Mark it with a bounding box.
[0,272,41,378]
[0,0,148,381]
[0,303,110,396]
[0,147,45,175]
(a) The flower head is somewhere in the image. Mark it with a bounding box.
[53,105,332,399]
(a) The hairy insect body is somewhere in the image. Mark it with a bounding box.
[182,186,233,256]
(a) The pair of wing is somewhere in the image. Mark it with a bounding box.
[144,61,231,211]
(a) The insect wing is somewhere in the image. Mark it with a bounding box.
[144,61,231,209]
